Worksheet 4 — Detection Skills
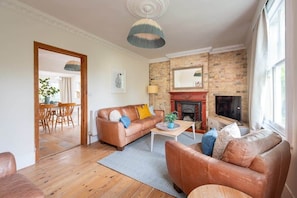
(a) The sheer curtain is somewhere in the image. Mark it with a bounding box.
[248,8,269,130]
[60,77,72,103]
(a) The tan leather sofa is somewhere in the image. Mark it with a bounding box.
[165,130,291,198]
[0,152,44,198]
[96,104,164,150]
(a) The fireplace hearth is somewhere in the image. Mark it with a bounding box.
[170,92,207,132]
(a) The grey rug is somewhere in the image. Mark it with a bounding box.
[98,132,202,198]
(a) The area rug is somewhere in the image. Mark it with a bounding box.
[98,132,202,198]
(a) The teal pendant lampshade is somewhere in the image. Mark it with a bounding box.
[64,60,80,71]
[127,18,165,49]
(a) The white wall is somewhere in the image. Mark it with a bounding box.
[284,1,297,197]
[0,0,149,169]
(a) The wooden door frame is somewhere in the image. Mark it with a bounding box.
[34,41,88,161]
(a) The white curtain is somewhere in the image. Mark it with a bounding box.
[248,9,269,130]
[60,77,72,103]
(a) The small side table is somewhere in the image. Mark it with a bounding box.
[188,184,252,198]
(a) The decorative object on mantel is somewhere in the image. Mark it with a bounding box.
[39,78,60,104]
[165,112,178,129]
[126,0,169,48]
[64,60,80,71]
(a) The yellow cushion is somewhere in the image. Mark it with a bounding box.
[137,104,152,119]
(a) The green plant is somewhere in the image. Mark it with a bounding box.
[165,112,178,123]
[39,78,60,97]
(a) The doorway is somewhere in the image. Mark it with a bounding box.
[34,41,88,161]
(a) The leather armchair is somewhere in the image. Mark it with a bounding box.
[0,152,44,198]
[165,130,291,198]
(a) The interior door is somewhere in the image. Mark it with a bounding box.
[34,41,88,161]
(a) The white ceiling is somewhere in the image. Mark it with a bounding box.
[38,49,80,76]
[18,0,258,61]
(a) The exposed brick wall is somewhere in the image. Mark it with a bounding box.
[149,49,248,123]
[208,49,248,122]
[149,61,171,113]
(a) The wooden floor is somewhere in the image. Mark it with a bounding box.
[19,141,175,198]
[39,124,80,158]
[39,112,81,159]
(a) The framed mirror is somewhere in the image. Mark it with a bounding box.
[173,66,203,89]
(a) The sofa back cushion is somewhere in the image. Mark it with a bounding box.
[98,107,123,120]
[221,130,282,167]
[136,104,152,119]
[212,122,241,159]
[121,105,139,121]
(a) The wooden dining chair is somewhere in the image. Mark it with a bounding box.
[55,103,76,131]
[39,104,54,133]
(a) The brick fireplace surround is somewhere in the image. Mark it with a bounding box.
[169,92,208,133]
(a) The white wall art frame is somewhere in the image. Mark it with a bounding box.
[111,69,126,93]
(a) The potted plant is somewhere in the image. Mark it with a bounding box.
[165,112,178,129]
[39,78,60,104]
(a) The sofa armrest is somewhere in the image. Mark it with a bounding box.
[165,140,211,194]
[96,117,126,147]
[0,152,17,178]
[165,140,266,197]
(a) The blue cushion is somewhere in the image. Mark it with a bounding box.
[149,105,156,116]
[120,115,131,128]
[201,128,218,156]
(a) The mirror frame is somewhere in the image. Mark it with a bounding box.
[173,66,203,89]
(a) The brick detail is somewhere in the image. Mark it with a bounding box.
[149,49,248,123]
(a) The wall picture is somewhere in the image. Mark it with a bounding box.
[111,69,126,93]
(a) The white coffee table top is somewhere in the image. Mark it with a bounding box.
[151,120,194,137]
[150,120,195,152]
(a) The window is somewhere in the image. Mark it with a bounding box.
[264,0,286,135]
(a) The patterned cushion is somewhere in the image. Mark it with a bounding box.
[212,122,241,159]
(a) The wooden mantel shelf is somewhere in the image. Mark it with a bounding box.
[169,91,208,101]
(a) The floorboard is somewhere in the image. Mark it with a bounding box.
[19,141,175,198]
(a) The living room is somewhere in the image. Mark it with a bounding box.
[0,0,296,197]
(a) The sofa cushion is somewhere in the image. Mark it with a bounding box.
[135,117,156,130]
[201,128,218,156]
[120,116,131,128]
[109,110,121,121]
[137,104,152,119]
[149,105,156,116]
[212,122,241,159]
[125,122,143,136]
[222,130,282,167]
[121,106,139,121]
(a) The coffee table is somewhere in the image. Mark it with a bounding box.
[150,120,195,152]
